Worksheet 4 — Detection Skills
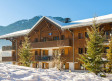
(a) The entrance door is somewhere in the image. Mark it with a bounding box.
[65,63,69,69]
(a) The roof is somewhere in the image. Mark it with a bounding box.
[0,14,112,39]
[0,29,30,39]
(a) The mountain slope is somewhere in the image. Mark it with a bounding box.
[0,16,70,35]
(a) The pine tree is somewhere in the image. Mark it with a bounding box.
[106,37,112,73]
[18,36,33,67]
[79,19,104,75]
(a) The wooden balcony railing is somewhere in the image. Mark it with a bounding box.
[31,39,70,48]
[2,46,16,51]
[35,56,53,61]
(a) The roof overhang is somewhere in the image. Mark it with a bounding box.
[0,29,30,39]
[62,18,112,29]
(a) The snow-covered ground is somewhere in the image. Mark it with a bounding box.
[0,63,111,81]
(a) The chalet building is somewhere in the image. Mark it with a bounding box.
[0,14,112,70]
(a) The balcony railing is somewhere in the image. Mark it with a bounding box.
[35,56,53,61]
[31,39,70,48]
[2,46,16,51]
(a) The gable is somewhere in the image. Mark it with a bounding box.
[29,18,61,35]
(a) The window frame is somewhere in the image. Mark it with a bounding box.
[78,33,83,39]
[78,48,83,54]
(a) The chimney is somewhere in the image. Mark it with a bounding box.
[64,18,71,23]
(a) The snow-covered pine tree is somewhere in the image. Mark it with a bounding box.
[18,36,33,67]
[107,38,112,73]
[79,19,104,75]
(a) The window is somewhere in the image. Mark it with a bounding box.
[80,64,84,70]
[105,31,111,39]
[43,50,45,56]
[85,48,87,54]
[61,35,65,40]
[85,32,89,38]
[19,40,22,45]
[78,48,83,54]
[43,37,47,42]
[53,36,59,40]
[34,38,38,42]
[78,33,83,39]
[104,47,109,53]
[61,49,65,55]
[35,51,38,61]
[49,33,52,36]
[53,49,59,56]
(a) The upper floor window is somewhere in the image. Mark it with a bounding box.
[34,38,38,42]
[85,48,87,54]
[85,32,89,38]
[53,36,59,40]
[61,35,65,40]
[42,37,47,42]
[104,31,112,39]
[78,48,83,54]
[53,49,59,56]
[19,40,22,45]
[78,33,83,39]
[49,33,52,36]
[43,50,46,56]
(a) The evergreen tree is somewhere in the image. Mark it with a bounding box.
[18,36,33,67]
[107,37,112,73]
[79,19,104,75]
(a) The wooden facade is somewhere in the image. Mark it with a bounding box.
[2,17,112,70]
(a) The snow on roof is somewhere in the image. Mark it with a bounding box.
[72,14,112,23]
[0,29,30,39]
[45,16,78,26]
[1,14,112,39]
[62,14,112,29]
[28,16,78,34]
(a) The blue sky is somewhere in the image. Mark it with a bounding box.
[0,0,112,26]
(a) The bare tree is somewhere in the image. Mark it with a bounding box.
[52,40,65,70]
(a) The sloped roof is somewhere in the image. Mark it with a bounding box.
[0,14,112,39]
[0,29,30,39]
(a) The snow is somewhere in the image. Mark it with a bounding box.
[46,16,78,26]
[0,63,110,81]
[72,14,112,23]
[0,29,30,39]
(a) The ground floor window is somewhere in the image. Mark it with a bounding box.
[80,64,84,70]
[85,48,87,54]
[78,48,83,54]
[35,51,38,61]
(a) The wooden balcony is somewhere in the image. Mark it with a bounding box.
[2,46,15,51]
[35,56,53,61]
[31,39,71,48]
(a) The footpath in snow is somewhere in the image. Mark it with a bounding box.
[0,63,111,81]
